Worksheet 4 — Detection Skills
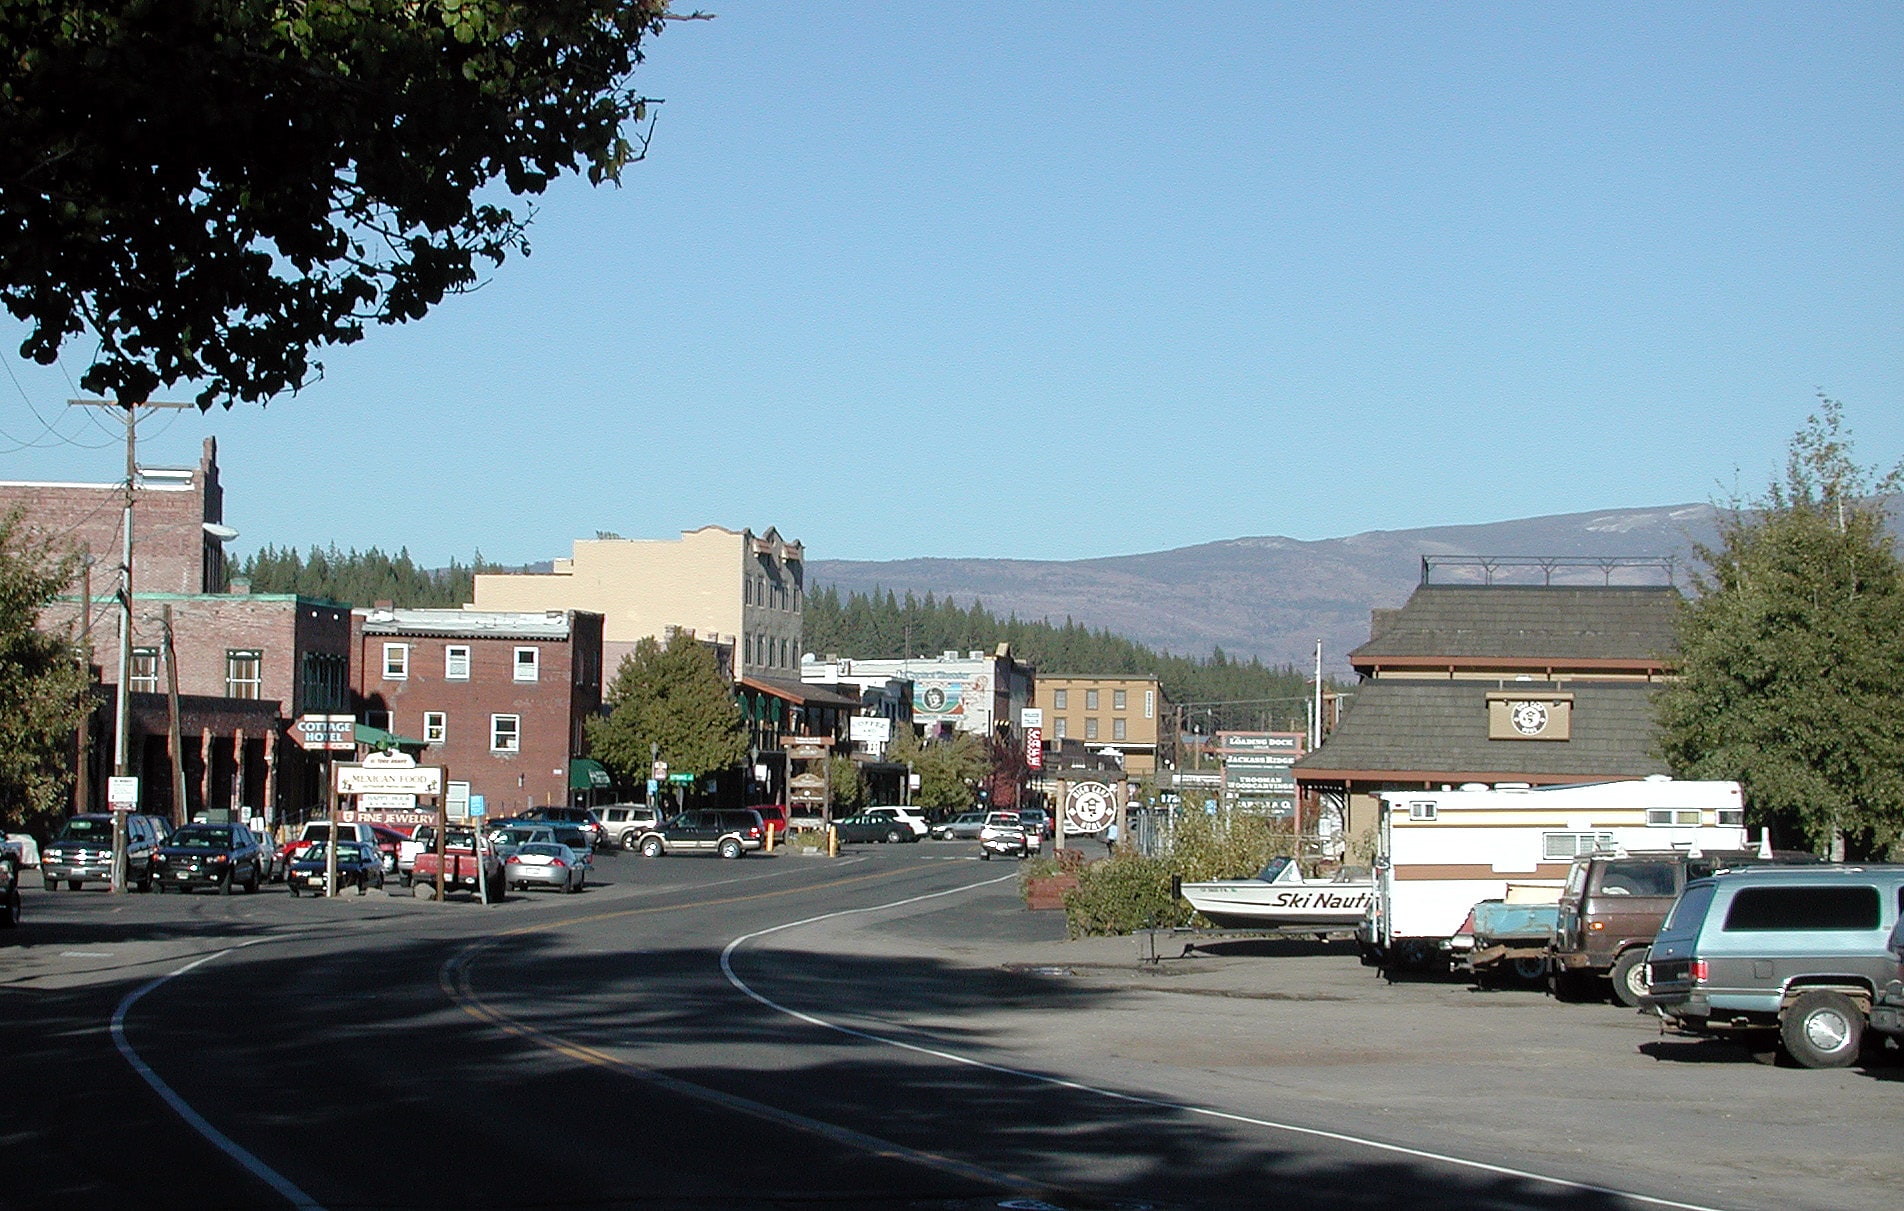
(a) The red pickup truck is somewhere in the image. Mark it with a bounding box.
[410,828,504,902]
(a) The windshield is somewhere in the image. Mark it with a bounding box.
[518,843,566,858]
[169,827,233,849]
[57,818,114,842]
[1254,857,1294,882]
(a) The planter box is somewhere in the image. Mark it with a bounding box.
[1024,873,1080,911]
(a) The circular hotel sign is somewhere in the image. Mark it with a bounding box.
[1509,701,1550,736]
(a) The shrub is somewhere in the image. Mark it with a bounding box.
[1061,855,1192,938]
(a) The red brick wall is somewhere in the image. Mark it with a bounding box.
[351,617,603,817]
[0,436,224,596]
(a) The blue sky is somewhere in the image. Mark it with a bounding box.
[3,3,1899,566]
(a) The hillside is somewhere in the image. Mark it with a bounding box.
[810,504,1728,670]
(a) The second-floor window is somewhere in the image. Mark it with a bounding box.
[491,714,520,752]
[445,645,470,680]
[514,647,539,682]
[130,647,160,693]
[1053,689,1067,710]
[424,712,447,744]
[1085,689,1100,711]
[1113,689,1127,711]
[227,650,262,699]
[382,643,409,680]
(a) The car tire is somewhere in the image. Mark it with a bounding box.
[67,879,83,891]
[1781,990,1865,1069]
[244,868,260,894]
[980,850,991,861]
[1508,957,1548,986]
[136,869,152,893]
[718,838,744,860]
[0,886,20,927]
[1609,950,1649,1008]
[288,883,300,897]
[884,829,903,844]
[622,830,639,851]
[43,876,57,891]
[639,837,664,858]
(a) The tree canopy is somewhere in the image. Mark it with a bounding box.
[1655,399,1904,859]
[802,586,1322,731]
[0,509,90,834]
[239,544,504,607]
[587,634,745,791]
[0,0,678,406]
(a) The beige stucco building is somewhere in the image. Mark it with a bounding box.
[472,526,804,680]
[1033,674,1172,776]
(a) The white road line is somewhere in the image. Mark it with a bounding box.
[719,876,1734,1211]
[111,940,325,1211]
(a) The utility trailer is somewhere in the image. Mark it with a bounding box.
[1360,778,1749,972]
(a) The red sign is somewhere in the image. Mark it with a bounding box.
[1025,726,1043,770]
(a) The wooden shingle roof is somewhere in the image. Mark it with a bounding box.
[1351,585,1681,668]
[1293,680,1670,783]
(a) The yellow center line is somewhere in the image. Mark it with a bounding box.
[438,864,1050,1196]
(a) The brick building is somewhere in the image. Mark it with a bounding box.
[14,439,352,825]
[352,608,606,817]
[0,436,230,595]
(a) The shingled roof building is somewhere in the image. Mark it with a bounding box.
[1294,564,1682,852]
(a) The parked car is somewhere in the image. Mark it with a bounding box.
[833,814,920,845]
[486,822,557,859]
[516,806,606,850]
[1644,864,1904,1068]
[411,829,504,901]
[1016,807,1050,843]
[978,812,1029,860]
[1868,917,1904,1041]
[1549,848,1762,1006]
[752,803,790,841]
[42,813,160,891]
[287,841,386,896]
[504,842,588,893]
[597,803,664,850]
[151,822,270,894]
[634,810,766,859]
[931,812,987,841]
[279,821,382,874]
[863,806,929,839]
[0,839,20,927]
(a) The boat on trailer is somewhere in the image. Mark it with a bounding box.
[1178,856,1374,930]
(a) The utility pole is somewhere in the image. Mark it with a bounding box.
[75,552,94,815]
[67,399,194,891]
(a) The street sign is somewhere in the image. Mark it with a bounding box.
[295,714,357,751]
[107,775,140,809]
[788,744,828,761]
[789,772,825,791]
[1024,726,1043,770]
[651,761,668,782]
[666,772,696,785]
[469,795,486,818]
[362,748,417,767]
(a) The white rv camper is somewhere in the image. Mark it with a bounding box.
[1360,777,1749,967]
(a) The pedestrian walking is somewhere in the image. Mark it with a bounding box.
[1104,821,1118,857]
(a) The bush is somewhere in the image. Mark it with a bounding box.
[1054,807,1301,937]
[1061,855,1192,938]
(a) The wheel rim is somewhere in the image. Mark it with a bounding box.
[1803,1008,1854,1054]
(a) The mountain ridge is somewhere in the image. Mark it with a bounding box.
[809,503,1729,671]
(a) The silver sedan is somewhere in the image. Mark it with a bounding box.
[502,842,588,893]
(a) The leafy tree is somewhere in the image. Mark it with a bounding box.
[1656,398,1904,859]
[587,634,745,791]
[0,509,91,835]
[886,727,988,814]
[825,754,865,812]
[0,1,684,406]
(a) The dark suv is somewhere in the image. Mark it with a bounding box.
[151,822,271,894]
[634,810,765,859]
[518,806,605,849]
[42,813,161,891]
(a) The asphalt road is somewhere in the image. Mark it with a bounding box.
[4,845,1899,1211]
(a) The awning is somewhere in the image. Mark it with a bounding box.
[354,722,426,749]
[569,758,614,790]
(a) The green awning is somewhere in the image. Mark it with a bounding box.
[570,758,614,790]
[354,722,426,749]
